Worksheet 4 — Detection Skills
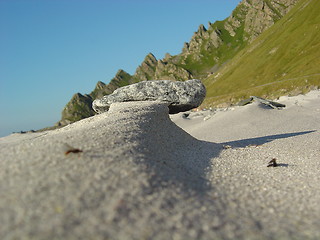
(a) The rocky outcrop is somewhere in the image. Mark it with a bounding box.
[57,69,133,126]
[240,0,300,42]
[154,60,193,81]
[90,69,134,100]
[237,96,286,109]
[89,81,109,100]
[57,93,95,126]
[133,53,158,81]
[92,79,206,114]
[133,53,193,82]
[177,0,299,77]
[56,0,299,126]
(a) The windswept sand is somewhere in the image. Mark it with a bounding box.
[1,91,320,240]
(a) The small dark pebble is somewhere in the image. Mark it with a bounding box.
[267,158,278,167]
[182,113,190,119]
[65,149,83,155]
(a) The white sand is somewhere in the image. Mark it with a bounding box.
[1,91,320,239]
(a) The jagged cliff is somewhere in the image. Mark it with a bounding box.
[58,93,94,126]
[56,69,134,126]
[174,0,299,78]
[57,0,299,126]
[133,53,193,81]
[204,0,320,106]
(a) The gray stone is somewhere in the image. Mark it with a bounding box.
[237,96,286,109]
[237,97,254,106]
[251,96,286,109]
[92,79,206,114]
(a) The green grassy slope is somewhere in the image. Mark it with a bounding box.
[203,0,320,107]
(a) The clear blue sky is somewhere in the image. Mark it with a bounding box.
[0,0,241,137]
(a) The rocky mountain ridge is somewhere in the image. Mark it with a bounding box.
[57,0,299,126]
[57,69,134,126]
[203,0,320,106]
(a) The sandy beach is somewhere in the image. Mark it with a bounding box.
[1,90,320,240]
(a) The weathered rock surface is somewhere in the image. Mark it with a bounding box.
[56,69,134,126]
[133,53,194,82]
[241,0,299,43]
[178,0,299,76]
[93,79,206,114]
[154,60,193,81]
[133,53,158,81]
[57,93,95,126]
[238,96,286,109]
[90,69,134,100]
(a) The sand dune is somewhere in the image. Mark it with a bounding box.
[1,91,320,239]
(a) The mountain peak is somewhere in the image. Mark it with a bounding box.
[238,0,300,42]
[95,81,106,89]
[56,0,304,127]
[204,0,320,106]
[115,69,130,78]
[197,24,207,34]
[144,53,157,64]
[133,53,158,81]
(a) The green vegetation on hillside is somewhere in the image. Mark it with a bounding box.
[61,93,95,124]
[176,2,249,78]
[57,0,304,126]
[203,0,320,107]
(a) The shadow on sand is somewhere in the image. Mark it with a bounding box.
[221,130,316,148]
[129,104,316,196]
[143,130,317,195]
[138,128,316,196]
